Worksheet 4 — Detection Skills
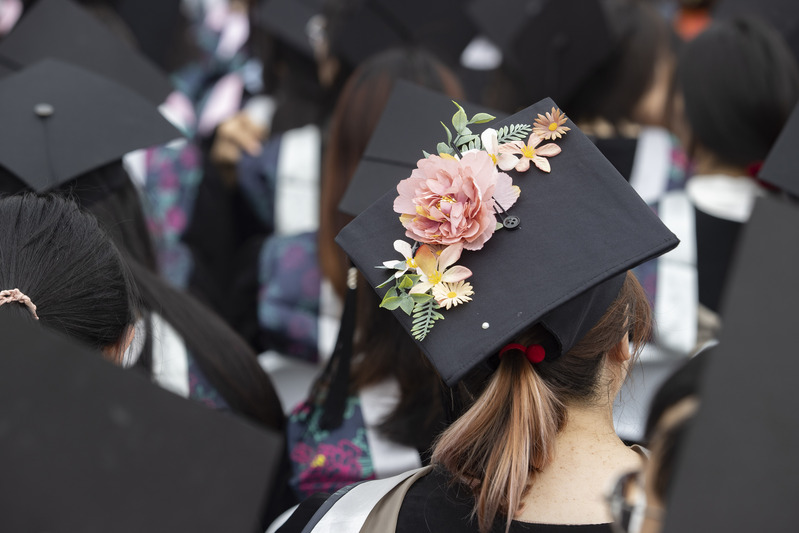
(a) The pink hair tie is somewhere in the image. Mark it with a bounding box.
[499,343,546,364]
[0,288,39,320]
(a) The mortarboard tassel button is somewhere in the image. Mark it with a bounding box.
[34,103,54,118]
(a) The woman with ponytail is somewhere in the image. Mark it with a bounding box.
[275,94,679,533]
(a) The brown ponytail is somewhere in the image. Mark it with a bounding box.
[432,272,652,532]
[433,354,564,532]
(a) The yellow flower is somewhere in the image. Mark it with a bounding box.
[533,107,570,140]
[433,280,474,310]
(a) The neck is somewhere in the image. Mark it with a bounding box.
[556,401,622,448]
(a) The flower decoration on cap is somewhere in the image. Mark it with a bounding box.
[533,107,571,140]
[378,102,570,340]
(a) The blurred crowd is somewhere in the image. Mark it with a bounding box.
[0,0,798,531]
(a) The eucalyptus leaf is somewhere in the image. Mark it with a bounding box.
[376,274,397,288]
[440,122,452,144]
[422,150,431,158]
[398,275,416,290]
[436,142,453,155]
[381,297,405,311]
[456,134,478,146]
[469,112,496,124]
[452,107,467,132]
[399,296,414,315]
[410,292,434,304]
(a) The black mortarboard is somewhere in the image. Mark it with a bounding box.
[336,98,679,386]
[255,0,323,60]
[0,59,180,193]
[759,101,799,197]
[0,0,173,104]
[0,313,283,532]
[663,196,799,532]
[339,80,504,216]
[326,0,477,68]
[714,0,799,64]
[467,0,616,104]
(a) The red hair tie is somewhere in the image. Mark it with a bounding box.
[499,343,546,364]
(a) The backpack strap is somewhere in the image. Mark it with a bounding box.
[360,466,434,532]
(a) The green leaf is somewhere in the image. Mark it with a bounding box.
[452,104,468,132]
[381,297,404,311]
[440,122,453,144]
[469,112,496,124]
[422,150,431,158]
[409,292,434,304]
[436,142,453,155]
[409,299,445,341]
[455,134,478,147]
[398,275,416,290]
[398,296,414,315]
[496,123,533,143]
[376,274,397,288]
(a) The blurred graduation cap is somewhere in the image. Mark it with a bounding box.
[339,80,504,216]
[759,101,799,198]
[0,0,173,105]
[467,0,616,104]
[663,195,799,532]
[0,313,283,533]
[336,97,679,386]
[255,0,323,60]
[325,0,477,68]
[714,0,799,64]
[0,58,180,194]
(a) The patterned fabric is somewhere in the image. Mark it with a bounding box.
[186,350,230,411]
[287,395,376,499]
[142,142,203,288]
[258,232,322,362]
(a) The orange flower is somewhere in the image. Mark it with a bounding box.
[533,107,570,140]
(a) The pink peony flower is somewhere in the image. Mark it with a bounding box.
[393,151,519,251]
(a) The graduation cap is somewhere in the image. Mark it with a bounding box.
[339,80,505,217]
[0,0,173,105]
[759,101,799,198]
[325,0,477,68]
[714,0,799,64]
[0,58,180,194]
[336,97,679,386]
[467,0,616,105]
[0,313,283,532]
[255,0,323,60]
[663,196,799,532]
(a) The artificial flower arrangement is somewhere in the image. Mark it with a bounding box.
[377,104,570,340]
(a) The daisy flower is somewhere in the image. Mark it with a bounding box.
[497,133,562,173]
[409,243,472,294]
[433,280,474,309]
[532,107,570,140]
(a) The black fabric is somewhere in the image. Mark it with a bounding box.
[0,58,179,191]
[0,313,283,532]
[336,96,679,386]
[693,206,743,313]
[396,467,613,533]
[592,136,637,181]
[0,0,172,104]
[664,195,799,532]
[759,100,799,197]
[274,493,330,533]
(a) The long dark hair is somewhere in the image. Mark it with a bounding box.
[317,47,463,447]
[0,193,136,352]
[25,161,285,431]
